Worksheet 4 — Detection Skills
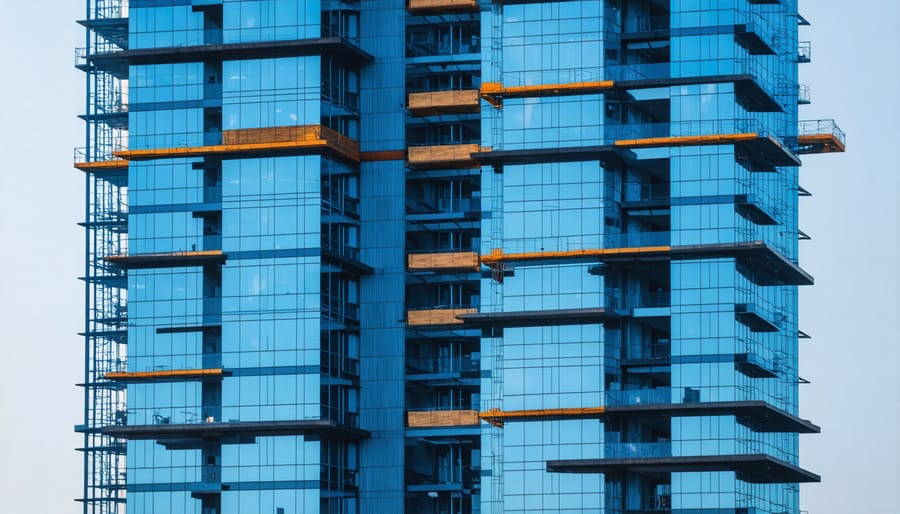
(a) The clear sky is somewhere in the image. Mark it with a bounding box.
[0,1,895,512]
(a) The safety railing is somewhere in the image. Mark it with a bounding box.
[798,41,812,63]
[406,356,480,374]
[624,182,670,202]
[604,441,672,459]
[605,387,672,407]
[799,119,845,143]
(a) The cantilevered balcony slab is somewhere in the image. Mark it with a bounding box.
[87,37,373,77]
[674,241,812,286]
[481,401,818,434]
[408,90,480,115]
[735,195,778,225]
[604,401,819,434]
[407,144,481,169]
[105,250,226,269]
[482,74,781,113]
[547,454,820,483]
[472,145,633,168]
[614,133,801,170]
[104,368,226,383]
[103,419,368,440]
[77,17,129,50]
[735,303,780,332]
[482,241,812,287]
[734,25,776,55]
[458,307,621,328]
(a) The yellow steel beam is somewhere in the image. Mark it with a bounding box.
[480,81,616,108]
[480,246,672,265]
[480,406,607,428]
[115,125,361,163]
[74,160,129,171]
[105,250,224,264]
[797,134,846,153]
[614,133,760,149]
[105,368,224,381]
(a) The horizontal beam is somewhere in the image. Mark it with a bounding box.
[116,125,360,163]
[105,250,226,269]
[480,400,818,434]
[547,454,820,483]
[480,407,606,427]
[103,419,369,440]
[104,369,225,382]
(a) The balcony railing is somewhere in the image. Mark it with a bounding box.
[605,441,672,459]
[638,292,671,308]
[408,196,480,215]
[624,182,670,202]
[798,84,811,105]
[322,296,360,323]
[321,351,360,377]
[605,388,672,407]
[406,356,479,374]
[798,41,812,63]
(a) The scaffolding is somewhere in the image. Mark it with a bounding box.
[76,2,129,514]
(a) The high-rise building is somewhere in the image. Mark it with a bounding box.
[74,1,844,513]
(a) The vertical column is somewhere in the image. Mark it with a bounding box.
[358,1,407,513]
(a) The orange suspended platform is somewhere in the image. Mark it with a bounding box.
[104,368,225,382]
[105,250,226,269]
[115,125,360,163]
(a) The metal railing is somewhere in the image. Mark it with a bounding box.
[406,356,479,374]
[798,41,812,62]
[604,441,672,459]
[799,119,845,144]
[605,388,672,406]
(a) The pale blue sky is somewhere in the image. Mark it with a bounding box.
[0,1,895,512]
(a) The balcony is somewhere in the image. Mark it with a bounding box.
[408,251,480,272]
[407,409,480,427]
[407,143,480,169]
[407,307,477,327]
[797,119,846,154]
[605,441,672,459]
[408,0,478,12]
[798,83,811,105]
[408,355,478,372]
[798,41,812,63]
[735,303,779,333]
[322,296,360,325]
[408,90,480,116]
[548,454,820,484]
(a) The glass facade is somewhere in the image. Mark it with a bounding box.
[76,1,843,514]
